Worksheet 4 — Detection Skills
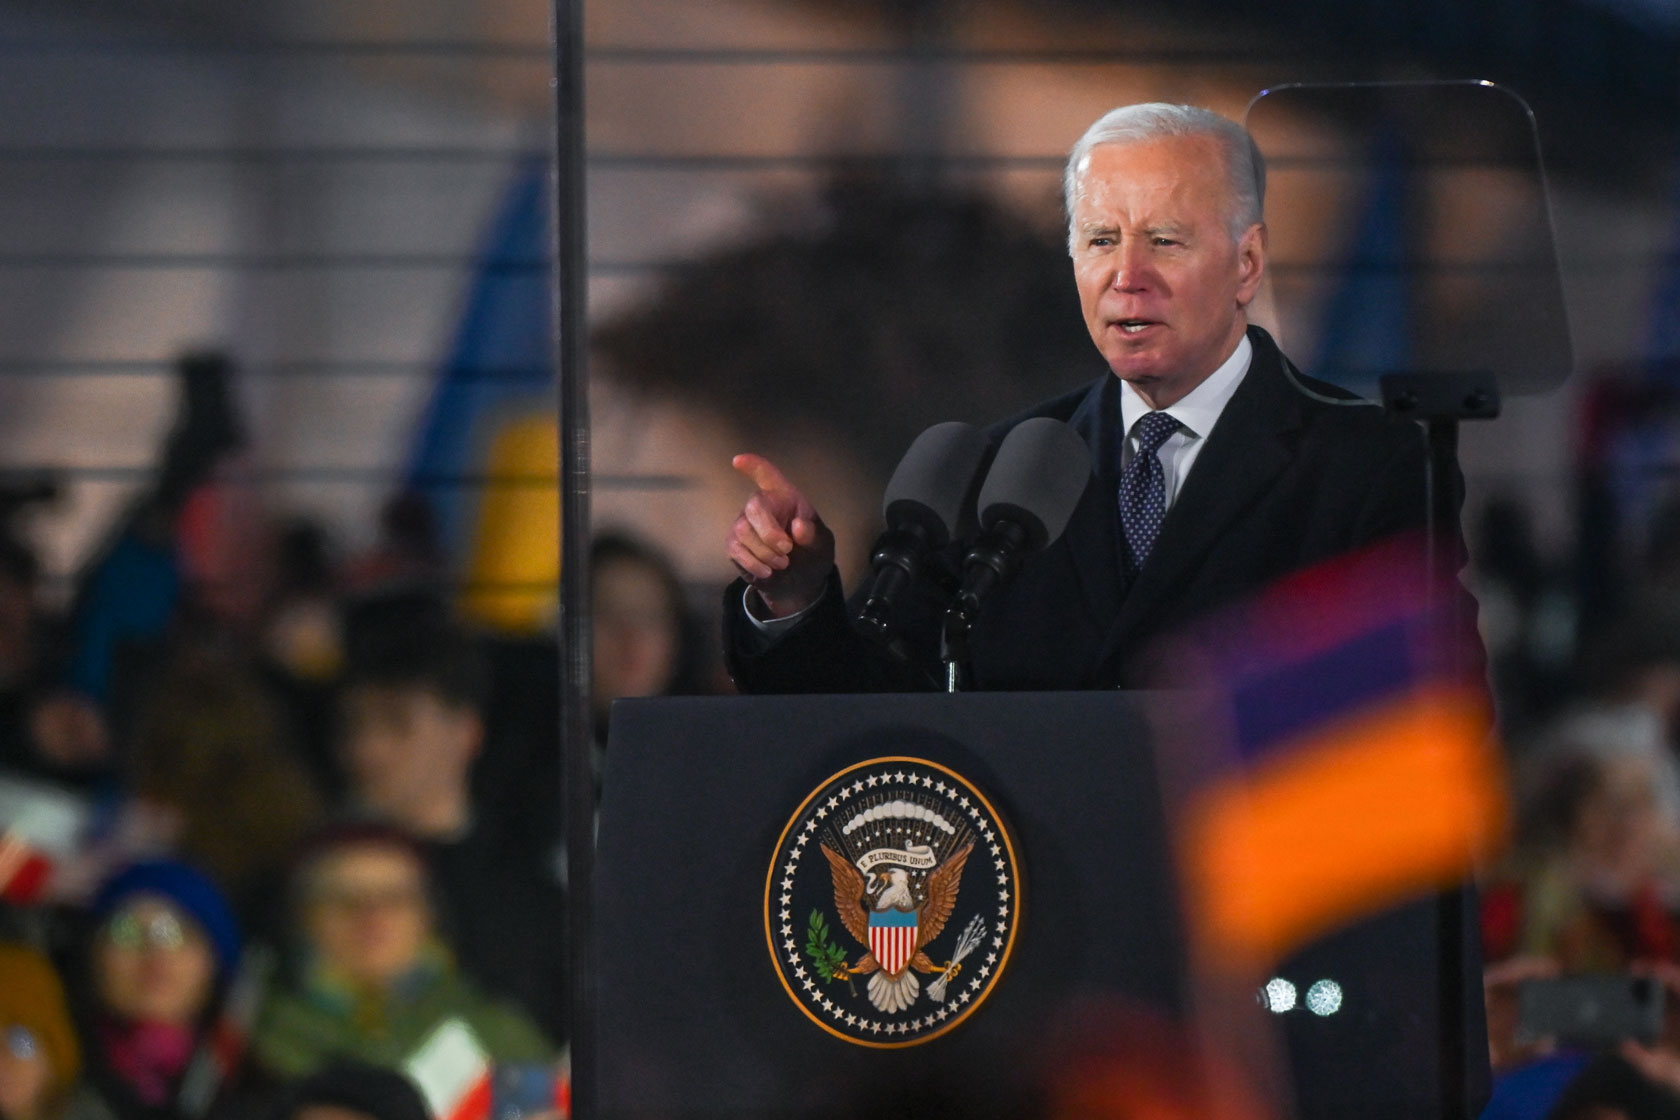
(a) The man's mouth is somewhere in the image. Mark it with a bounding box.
[1115,319,1158,335]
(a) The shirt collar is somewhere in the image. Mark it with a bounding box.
[1118,332,1253,441]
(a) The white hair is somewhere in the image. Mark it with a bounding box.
[1063,102,1266,253]
[1521,702,1680,832]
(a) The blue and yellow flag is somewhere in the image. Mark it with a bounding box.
[407,158,559,632]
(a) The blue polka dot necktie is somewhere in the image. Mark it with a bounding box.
[1119,410,1181,576]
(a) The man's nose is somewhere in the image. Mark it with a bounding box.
[1111,240,1152,291]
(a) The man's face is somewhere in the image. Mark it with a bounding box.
[1071,135,1266,409]
[341,686,480,830]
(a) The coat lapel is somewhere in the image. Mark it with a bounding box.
[1059,372,1127,632]
[1100,328,1304,665]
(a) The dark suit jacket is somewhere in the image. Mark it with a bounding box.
[725,325,1445,693]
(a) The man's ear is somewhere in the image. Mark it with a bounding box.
[1235,222,1267,308]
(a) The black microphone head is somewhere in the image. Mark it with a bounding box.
[975,417,1092,550]
[881,421,993,548]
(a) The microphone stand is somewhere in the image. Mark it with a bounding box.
[1379,369,1498,1120]
[940,610,968,693]
[856,523,938,644]
[940,520,1033,693]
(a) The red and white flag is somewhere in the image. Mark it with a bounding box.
[405,1019,493,1120]
[0,776,91,904]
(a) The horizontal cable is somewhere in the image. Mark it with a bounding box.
[585,46,1295,65]
[0,360,550,379]
[28,576,733,598]
[0,150,1521,171]
[585,152,1063,169]
[27,576,559,595]
[0,250,1616,276]
[0,467,690,489]
[0,38,550,58]
[0,40,1295,65]
[0,145,543,163]
[0,149,1059,168]
[0,252,541,271]
[1267,259,1578,273]
[0,254,1622,296]
[588,256,1639,278]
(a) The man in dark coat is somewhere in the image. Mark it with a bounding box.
[719,102,1488,1120]
[723,102,1438,692]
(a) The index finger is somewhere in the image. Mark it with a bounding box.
[733,453,796,497]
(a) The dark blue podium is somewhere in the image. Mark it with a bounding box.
[590,692,1481,1119]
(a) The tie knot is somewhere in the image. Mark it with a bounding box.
[1132,411,1181,455]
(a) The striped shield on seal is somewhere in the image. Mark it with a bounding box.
[868,907,918,976]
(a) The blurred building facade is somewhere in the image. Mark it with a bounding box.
[0,0,1672,623]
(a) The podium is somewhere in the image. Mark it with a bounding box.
[591,693,1481,1118]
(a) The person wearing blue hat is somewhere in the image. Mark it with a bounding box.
[90,861,243,987]
[76,859,255,1119]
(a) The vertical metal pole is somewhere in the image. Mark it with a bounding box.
[551,0,594,1114]
[1424,417,1480,1120]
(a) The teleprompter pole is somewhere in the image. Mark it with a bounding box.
[1380,371,1498,1120]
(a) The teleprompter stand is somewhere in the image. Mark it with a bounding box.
[1382,370,1501,1120]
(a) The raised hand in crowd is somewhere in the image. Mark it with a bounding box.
[1619,961,1680,1097]
[1483,955,1562,1074]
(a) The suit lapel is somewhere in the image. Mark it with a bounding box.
[1060,372,1127,632]
[1102,328,1303,663]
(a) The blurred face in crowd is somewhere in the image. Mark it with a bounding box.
[1571,756,1668,892]
[295,1109,380,1120]
[1070,134,1265,409]
[591,554,681,715]
[0,1024,52,1120]
[341,686,481,836]
[96,897,216,1026]
[0,571,33,684]
[303,844,431,989]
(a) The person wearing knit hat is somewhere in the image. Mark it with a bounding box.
[91,861,242,986]
[0,942,82,1120]
[78,859,249,1118]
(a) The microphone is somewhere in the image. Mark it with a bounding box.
[952,417,1091,624]
[855,421,993,643]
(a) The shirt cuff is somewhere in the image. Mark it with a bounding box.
[742,585,821,636]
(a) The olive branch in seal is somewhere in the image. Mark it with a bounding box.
[805,909,855,994]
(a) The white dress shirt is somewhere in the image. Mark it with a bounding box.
[1117,332,1252,510]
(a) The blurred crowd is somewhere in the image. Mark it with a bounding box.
[1475,464,1680,1118]
[4,188,1680,1119]
[0,355,722,1120]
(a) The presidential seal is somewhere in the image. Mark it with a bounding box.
[765,756,1021,1048]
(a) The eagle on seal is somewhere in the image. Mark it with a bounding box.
[820,841,974,1013]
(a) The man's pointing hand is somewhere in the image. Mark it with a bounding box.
[727,453,836,618]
